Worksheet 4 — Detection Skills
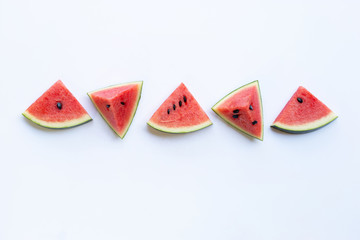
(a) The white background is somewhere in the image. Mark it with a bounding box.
[1,0,360,239]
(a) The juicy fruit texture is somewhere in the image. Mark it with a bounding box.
[271,86,337,133]
[147,83,212,133]
[88,81,143,138]
[212,80,264,140]
[23,80,92,128]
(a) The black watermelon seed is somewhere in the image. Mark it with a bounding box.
[106,104,110,108]
[249,105,253,110]
[232,115,239,119]
[233,109,239,113]
[252,120,258,125]
[121,102,125,105]
[179,100,182,107]
[56,102,62,110]
[173,104,176,110]
[297,97,303,103]
[183,96,187,103]
[167,109,170,114]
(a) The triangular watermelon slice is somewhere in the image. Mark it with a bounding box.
[147,83,212,133]
[212,80,264,140]
[271,86,337,133]
[23,80,92,128]
[88,81,143,138]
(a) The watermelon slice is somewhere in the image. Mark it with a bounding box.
[23,80,92,128]
[212,80,264,140]
[88,81,143,138]
[147,83,212,133]
[271,86,338,133]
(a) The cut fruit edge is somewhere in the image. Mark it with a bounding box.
[87,81,143,95]
[147,119,213,133]
[87,81,143,138]
[22,111,92,129]
[271,111,338,133]
[212,80,264,140]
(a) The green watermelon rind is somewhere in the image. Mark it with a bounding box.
[271,112,338,133]
[212,80,264,141]
[147,119,213,134]
[87,81,143,139]
[22,111,92,129]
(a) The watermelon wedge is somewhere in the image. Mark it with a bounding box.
[271,86,338,133]
[23,80,92,129]
[88,81,143,138]
[212,80,264,140]
[147,83,212,133]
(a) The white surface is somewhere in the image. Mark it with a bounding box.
[1,0,360,239]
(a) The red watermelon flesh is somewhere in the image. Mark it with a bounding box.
[272,86,337,133]
[88,81,143,138]
[147,83,212,133]
[212,81,263,140]
[23,80,92,128]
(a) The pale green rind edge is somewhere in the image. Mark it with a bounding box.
[212,80,264,141]
[147,119,213,134]
[271,112,338,133]
[87,81,143,139]
[22,111,92,129]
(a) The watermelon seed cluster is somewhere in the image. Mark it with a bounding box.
[167,95,187,114]
[231,104,258,125]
